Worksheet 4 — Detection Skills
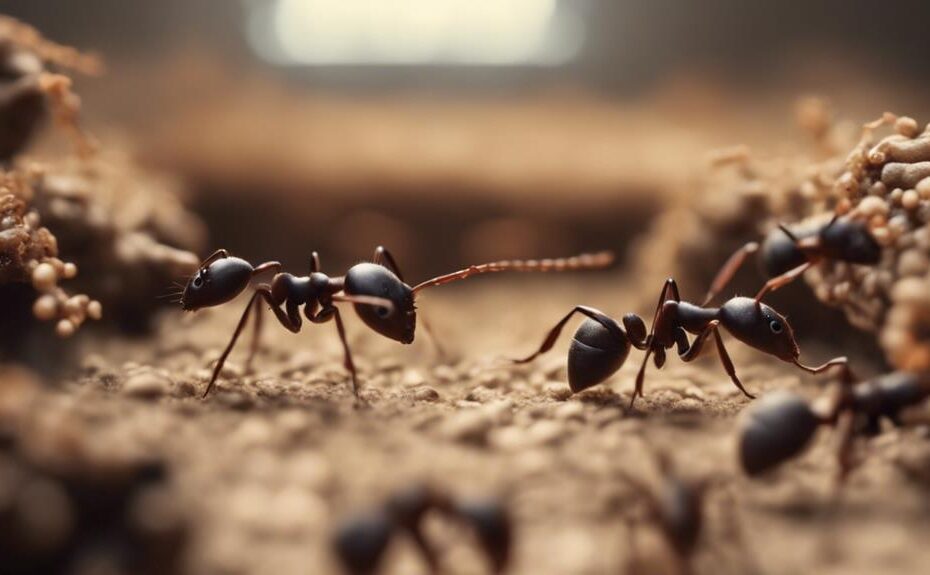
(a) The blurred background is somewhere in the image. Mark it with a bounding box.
[5,0,930,278]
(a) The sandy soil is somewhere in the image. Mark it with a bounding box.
[20,276,930,575]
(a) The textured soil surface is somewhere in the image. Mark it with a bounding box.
[29,277,930,574]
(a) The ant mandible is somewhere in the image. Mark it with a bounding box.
[180,246,613,399]
[512,267,849,408]
[701,214,882,307]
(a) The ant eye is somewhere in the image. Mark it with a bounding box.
[192,276,203,288]
[376,306,390,318]
[769,320,783,334]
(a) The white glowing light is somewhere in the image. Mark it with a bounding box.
[246,0,583,66]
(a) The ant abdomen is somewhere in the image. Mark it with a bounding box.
[737,390,821,476]
[757,227,809,278]
[567,318,631,393]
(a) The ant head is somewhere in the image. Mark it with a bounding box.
[719,297,799,362]
[181,256,253,311]
[567,318,631,393]
[757,225,810,278]
[820,217,882,264]
[343,263,416,343]
[738,390,821,476]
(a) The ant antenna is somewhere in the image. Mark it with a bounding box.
[411,251,614,294]
[776,223,800,244]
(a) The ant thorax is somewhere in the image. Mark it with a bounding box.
[269,271,337,307]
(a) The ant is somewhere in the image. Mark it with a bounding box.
[511,268,849,407]
[332,484,511,575]
[701,214,881,307]
[618,452,710,575]
[179,246,613,399]
[738,371,930,482]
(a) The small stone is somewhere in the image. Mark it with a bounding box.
[86,300,102,320]
[525,420,565,446]
[858,195,889,217]
[553,402,585,421]
[412,386,440,402]
[55,319,75,338]
[544,382,571,400]
[123,371,172,399]
[32,294,58,321]
[31,263,57,291]
[682,386,706,401]
[401,369,426,388]
[895,116,920,138]
[902,189,921,210]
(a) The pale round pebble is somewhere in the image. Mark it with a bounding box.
[55,319,75,338]
[61,262,78,279]
[87,300,103,320]
[32,294,58,321]
[31,263,58,291]
[896,116,920,137]
[858,195,889,217]
[412,386,440,402]
[123,372,172,399]
[902,189,921,210]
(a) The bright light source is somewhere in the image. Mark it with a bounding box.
[245,0,584,66]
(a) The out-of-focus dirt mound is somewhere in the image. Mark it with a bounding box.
[5,279,929,575]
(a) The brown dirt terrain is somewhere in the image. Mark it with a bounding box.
[16,276,930,575]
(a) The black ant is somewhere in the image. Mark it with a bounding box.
[618,452,710,575]
[180,246,613,399]
[738,371,930,482]
[332,484,511,575]
[701,214,881,307]
[511,270,849,407]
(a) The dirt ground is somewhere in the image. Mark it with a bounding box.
[16,274,930,575]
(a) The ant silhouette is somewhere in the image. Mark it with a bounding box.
[701,214,881,307]
[512,261,849,407]
[333,484,511,575]
[180,246,613,399]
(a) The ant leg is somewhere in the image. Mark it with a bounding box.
[203,288,300,399]
[331,293,395,311]
[702,242,760,306]
[711,327,755,399]
[631,349,652,408]
[373,246,405,282]
[252,261,282,277]
[419,311,448,359]
[630,283,681,408]
[834,410,858,485]
[332,308,361,399]
[203,292,261,398]
[512,306,624,364]
[754,261,811,303]
[310,251,321,273]
[201,249,229,267]
[245,295,263,375]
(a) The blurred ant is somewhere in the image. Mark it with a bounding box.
[332,484,511,575]
[180,246,613,399]
[619,452,710,575]
[512,273,849,407]
[738,371,930,482]
[701,214,881,307]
